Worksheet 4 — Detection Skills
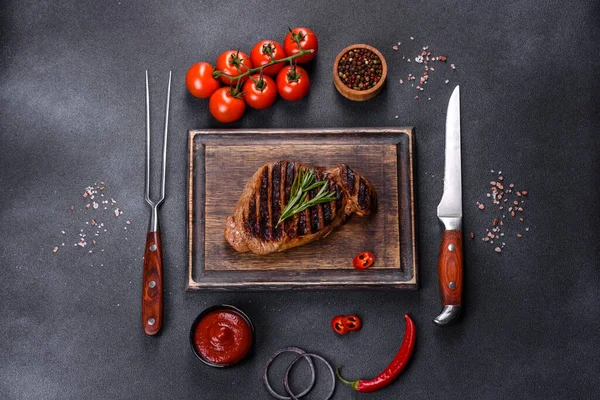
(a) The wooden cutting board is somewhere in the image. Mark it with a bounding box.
[187,128,417,290]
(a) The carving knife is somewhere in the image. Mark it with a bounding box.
[434,85,463,326]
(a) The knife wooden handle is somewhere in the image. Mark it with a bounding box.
[437,230,463,306]
[142,231,163,336]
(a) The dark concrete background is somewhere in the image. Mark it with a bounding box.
[1,0,599,399]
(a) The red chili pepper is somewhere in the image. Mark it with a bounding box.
[342,315,362,332]
[331,315,348,335]
[336,314,416,393]
[353,251,375,270]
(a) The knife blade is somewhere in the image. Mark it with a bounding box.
[434,85,463,326]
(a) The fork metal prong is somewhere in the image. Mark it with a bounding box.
[156,71,171,206]
[145,70,152,206]
[145,71,172,208]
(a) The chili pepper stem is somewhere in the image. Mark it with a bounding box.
[336,367,360,391]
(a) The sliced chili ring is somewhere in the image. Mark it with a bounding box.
[264,347,316,400]
[284,353,336,400]
[331,315,348,335]
[353,251,375,270]
[342,315,362,332]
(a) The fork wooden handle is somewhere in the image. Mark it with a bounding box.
[142,231,163,336]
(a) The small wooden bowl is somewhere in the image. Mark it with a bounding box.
[333,44,387,101]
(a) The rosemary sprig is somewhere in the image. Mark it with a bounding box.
[276,169,336,227]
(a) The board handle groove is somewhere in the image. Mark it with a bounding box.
[142,231,163,336]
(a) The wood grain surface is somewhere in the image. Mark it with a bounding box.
[437,230,463,306]
[205,145,399,271]
[187,128,418,290]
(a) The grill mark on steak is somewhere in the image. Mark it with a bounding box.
[246,194,258,236]
[284,161,297,239]
[284,161,295,201]
[341,165,348,189]
[317,170,326,230]
[322,201,333,226]
[321,172,333,226]
[358,178,369,210]
[258,166,271,240]
[297,209,307,236]
[271,161,282,240]
[345,165,357,195]
[296,165,308,237]
[307,169,321,233]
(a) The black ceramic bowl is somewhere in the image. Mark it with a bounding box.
[189,304,255,368]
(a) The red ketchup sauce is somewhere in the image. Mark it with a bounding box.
[193,309,253,365]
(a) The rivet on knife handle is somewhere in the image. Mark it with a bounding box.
[142,231,163,335]
[434,230,463,325]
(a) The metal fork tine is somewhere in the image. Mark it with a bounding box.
[145,70,153,206]
[157,71,171,205]
[145,71,172,206]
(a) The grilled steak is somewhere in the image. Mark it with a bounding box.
[225,161,377,254]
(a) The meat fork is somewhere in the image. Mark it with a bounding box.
[142,70,171,336]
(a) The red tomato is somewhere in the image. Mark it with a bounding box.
[250,40,286,76]
[208,87,245,123]
[185,62,221,99]
[242,74,277,109]
[353,251,375,270]
[276,65,310,101]
[283,27,318,63]
[215,50,253,85]
[331,315,348,335]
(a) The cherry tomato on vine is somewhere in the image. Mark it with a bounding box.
[215,50,253,85]
[250,40,286,76]
[331,315,348,335]
[276,65,310,101]
[283,27,318,63]
[185,62,221,99]
[208,87,245,123]
[242,74,277,109]
[353,251,375,270]
[342,315,363,332]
